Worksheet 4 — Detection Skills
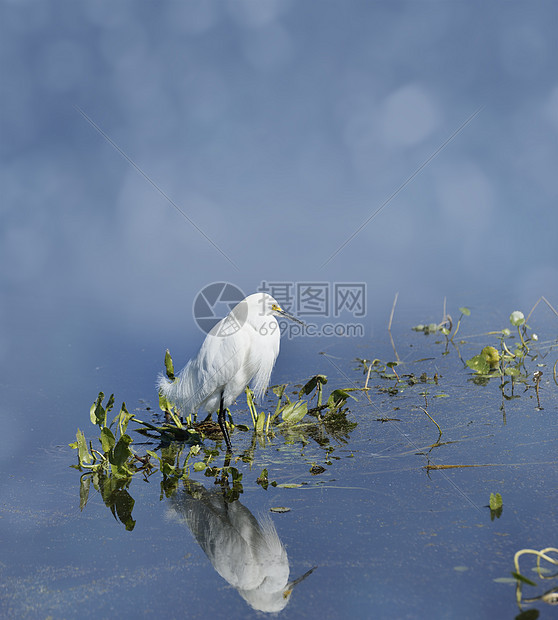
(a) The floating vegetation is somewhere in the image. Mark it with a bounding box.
[69,296,556,543]
[366,297,557,428]
[465,311,539,381]
[512,547,558,610]
[70,393,138,478]
[412,306,471,340]
[70,361,360,527]
[488,492,503,520]
[157,352,358,449]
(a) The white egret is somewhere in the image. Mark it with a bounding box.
[158,292,303,451]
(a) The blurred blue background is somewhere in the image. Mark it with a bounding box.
[2,0,557,375]
[1,6,557,616]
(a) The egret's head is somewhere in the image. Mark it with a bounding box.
[221,293,305,335]
[252,293,304,325]
[270,302,305,325]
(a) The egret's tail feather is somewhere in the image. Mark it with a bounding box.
[157,373,180,411]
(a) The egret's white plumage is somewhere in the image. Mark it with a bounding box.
[158,292,302,450]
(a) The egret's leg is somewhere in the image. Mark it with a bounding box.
[217,391,233,452]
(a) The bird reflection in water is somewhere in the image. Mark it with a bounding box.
[167,477,315,613]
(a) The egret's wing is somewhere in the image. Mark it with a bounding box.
[182,328,251,412]
[248,326,280,402]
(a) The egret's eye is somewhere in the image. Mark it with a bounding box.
[271,304,282,313]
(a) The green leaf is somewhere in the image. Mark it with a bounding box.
[509,311,525,327]
[299,375,327,398]
[489,492,503,510]
[75,429,92,465]
[159,391,172,412]
[79,475,91,511]
[511,571,537,587]
[273,384,287,417]
[245,387,257,425]
[281,400,308,424]
[164,349,175,381]
[100,427,115,453]
[504,367,520,377]
[466,354,490,374]
[105,394,115,414]
[459,307,471,316]
[111,434,133,468]
[118,403,134,435]
[193,461,206,472]
[272,384,286,398]
[90,392,107,428]
[256,411,266,433]
[90,392,101,424]
[481,346,500,369]
[327,389,356,410]
[146,450,161,464]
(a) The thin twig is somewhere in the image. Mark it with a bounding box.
[388,292,400,362]
[419,406,442,439]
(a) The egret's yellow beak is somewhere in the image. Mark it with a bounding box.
[272,304,305,325]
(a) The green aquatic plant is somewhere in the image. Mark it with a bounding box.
[464,308,548,375]
[489,492,503,520]
[489,492,503,510]
[71,362,360,523]
[466,345,501,375]
[70,393,149,530]
[70,392,135,477]
[412,305,471,341]
[158,352,356,448]
[513,547,558,610]
[235,373,357,453]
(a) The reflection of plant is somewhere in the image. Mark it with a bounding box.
[488,492,503,521]
[70,393,210,528]
[71,366,359,527]
[70,393,148,530]
[513,547,558,610]
[79,472,137,531]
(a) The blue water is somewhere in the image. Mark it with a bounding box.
[1,304,557,618]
